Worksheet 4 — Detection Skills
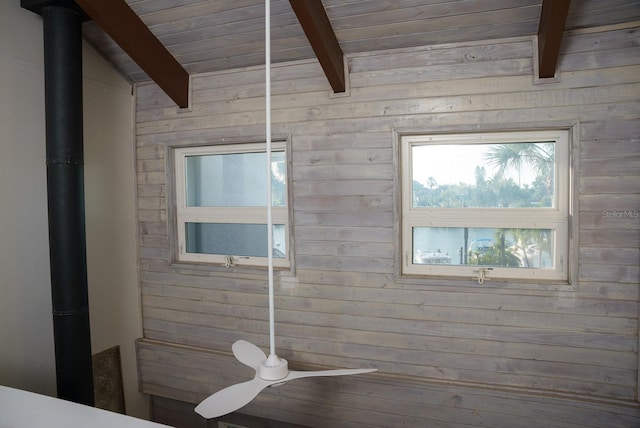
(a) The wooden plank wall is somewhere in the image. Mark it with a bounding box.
[135,23,640,427]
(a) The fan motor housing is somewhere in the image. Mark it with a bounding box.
[259,356,288,380]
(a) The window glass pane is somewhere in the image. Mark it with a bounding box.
[412,142,555,208]
[412,227,554,269]
[185,151,286,207]
[185,223,286,258]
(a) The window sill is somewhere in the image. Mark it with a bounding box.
[170,258,292,274]
[395,272,577,292]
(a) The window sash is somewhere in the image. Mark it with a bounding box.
[402,220,568,280]
[174,143,289,267]
[401,130,569,281]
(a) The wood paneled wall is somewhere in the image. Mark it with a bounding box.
[135,23,640,427]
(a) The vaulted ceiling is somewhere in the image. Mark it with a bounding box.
[79,0,640,107]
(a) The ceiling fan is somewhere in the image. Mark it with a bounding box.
[194,0,376,420]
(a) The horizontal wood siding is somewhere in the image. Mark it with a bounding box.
[135,24,640,427]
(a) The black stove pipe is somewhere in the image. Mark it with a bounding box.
[22,0,94,405]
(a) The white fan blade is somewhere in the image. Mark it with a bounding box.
[195,368,376,419]
[194,377,271,419]
[232,340,266,369]
[285,368,376,382]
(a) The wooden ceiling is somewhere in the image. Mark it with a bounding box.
[79,0,640,107]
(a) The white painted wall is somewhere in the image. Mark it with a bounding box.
[0,1,148,419]
[0,0,55,398]
[82,42,149,420]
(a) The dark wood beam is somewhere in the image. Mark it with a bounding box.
[75,0,190,107]
[537,0,571,79]
[289,0,345,93]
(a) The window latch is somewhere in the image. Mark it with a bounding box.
[224,255,236,268]
[224,255,250,268]
[472,267,492,285]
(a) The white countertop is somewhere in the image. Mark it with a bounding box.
[0,385,172,427]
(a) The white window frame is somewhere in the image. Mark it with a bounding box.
[174,142,289,268]
[401,130,570,281]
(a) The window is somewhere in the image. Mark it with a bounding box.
[401,130,570,281]
[174,142,289,267]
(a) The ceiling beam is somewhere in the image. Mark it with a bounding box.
[289,0,345,93]
[75,0,190,108]
[537,0,571,79]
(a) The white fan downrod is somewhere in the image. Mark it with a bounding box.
[258,0,289,383]
[194,1,375,419]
